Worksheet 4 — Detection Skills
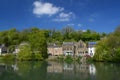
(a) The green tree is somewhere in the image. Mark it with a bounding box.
[17,44,32,61]
[29,28,48,59]
[94,26,120,62]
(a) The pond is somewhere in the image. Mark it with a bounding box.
[0,61,120,80]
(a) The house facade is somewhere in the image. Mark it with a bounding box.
[75,40,87,56]
[47,43,62,56]
[47,40,91,57]
[88,42,96,57]
[62,42,75,56]
[62,40,87,56]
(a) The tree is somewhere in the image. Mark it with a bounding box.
[94,26,120,62]
[29,28,48,59]
[17,44,32,61]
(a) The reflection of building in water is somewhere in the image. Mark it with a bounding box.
[47,61,96,80]
[11,64,19,71]
[78,63,89,72]
[0,63,7,75]
[63,63,90,80]
[63,63,75,80]
[47,61,63,73]
[89,64,96,75]
[63,63,74,70]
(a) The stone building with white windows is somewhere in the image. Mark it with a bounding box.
[47,40,88,57]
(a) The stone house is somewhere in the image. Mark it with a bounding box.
[62,40,87,56]
[75,40,87,56]
[47,43,62,56]
[62,42,75,56]
[48,40,87,56]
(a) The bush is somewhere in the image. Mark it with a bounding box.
[76,56,82,62]
[34,53,43,60]
[86,56,94,63]
[2,54,15,61]
[17,44,33,61]
[57,55,64,61]
[64,55,73,63]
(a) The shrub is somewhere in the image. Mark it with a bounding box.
[2,54,15,61]
[86,55,94,63]
[34,53,43,60]
[64,55,73,63]
[76,56,82,62]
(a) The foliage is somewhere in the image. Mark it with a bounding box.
[64,55,73,63]
[86,56,94,63]
[28,28,48,59]
[93,26,120,62]
[34,52,43,60]
[75,56,82,63]
[57,55,64,61]
[2,54,16,61]
[17,44,33,61]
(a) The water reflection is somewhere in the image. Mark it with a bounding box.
[0,61,120,80]
[89,64,96,76]
[47,61,96,80]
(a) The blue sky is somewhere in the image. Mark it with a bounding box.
[0,0,120,33]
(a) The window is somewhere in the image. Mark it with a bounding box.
[79,44,83,48]
[90,53,93,56]
[91,50,92,53]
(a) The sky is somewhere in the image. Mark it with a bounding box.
[0,0,120,33]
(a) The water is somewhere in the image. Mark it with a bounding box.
[0,61,120,80]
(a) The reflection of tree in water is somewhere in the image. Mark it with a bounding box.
[2,61,120,80]
[0,63,22,80]
[95,63,120,80]
[0,61,48,80]
[17,61,47,80]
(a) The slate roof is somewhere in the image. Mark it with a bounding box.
[88,42,96,45]
[62,42,75,46]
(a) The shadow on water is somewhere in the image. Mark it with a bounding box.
[0,61,120,80]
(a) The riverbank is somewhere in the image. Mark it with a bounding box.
[46,55,94,63]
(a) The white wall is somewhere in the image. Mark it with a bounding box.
[89,64,96,75]
[0,48,1,55]
[88,47,95,57]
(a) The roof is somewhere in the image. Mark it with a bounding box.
[47,43,62,48]
[0,44,7,48]
[62,42,75,46]
[88,42,97,45]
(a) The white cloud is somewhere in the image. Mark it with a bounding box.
[59,12,72,18]
[89,18,95,22]
[82,30,87,32]
[67,23,75,26]
[33,1,75,22]
[53,12,75,22]
[78,24,82,27]
[77,23,86,27]
[33,1,64,16]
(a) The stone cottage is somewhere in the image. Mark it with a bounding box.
[62,42,75,56]
[47,43,62,56]
[48,40,87,56]
[75,40,87,56]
